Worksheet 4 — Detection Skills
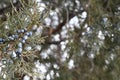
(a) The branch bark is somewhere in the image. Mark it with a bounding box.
[48,13,76,35]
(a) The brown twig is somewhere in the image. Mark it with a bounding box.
[48,13,76,35]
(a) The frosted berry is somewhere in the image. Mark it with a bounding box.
[25,31,33,37]
[17,30,21,33]
[13,34,19,39]
[23,35,28,40]
[16,48,22,54]
[21,39,26,43]
[18,42,22,48]
[0,38,5,43]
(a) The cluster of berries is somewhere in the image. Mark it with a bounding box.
[0,28,34,58]
[16,30,33,57]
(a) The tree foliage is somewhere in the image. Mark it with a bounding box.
[0,0,120,80]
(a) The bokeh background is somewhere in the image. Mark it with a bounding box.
[0,0,120,80]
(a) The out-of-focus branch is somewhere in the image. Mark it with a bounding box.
[48,13,76,35]
[46,38,66,44]
[42,10,85,46]
[48,10,84,36]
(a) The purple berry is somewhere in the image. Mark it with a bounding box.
[0,38,4,43]
[18,42,22,48]
[17,30,21,33]
[25,31,33,37]
[21,39,26,43]
[23,35,28,40]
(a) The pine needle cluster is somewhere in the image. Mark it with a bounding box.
[0,0,49,79]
